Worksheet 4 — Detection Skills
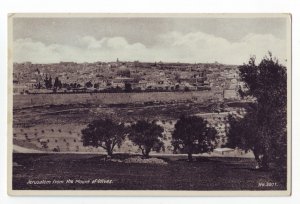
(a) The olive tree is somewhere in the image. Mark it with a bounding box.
[227,53,287,170]
[172,115,217,162]
[81,119,127,156]
[128,120,164,158]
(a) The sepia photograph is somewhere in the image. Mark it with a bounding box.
[7,13,291,196]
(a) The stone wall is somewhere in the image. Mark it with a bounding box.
[14,91,216,108]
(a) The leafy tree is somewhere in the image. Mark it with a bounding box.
[227,53,287,169]
[172,115,217,162]
[227,110,267,168]
[81,119,127,156]
[184,86,190,91]
[128,120,164,158]
[48,76,52,89]
[44,75,53,89]
[35,82,42,89]
[125,83,132,92]
[94,83,100,89]
[85,81,93,88]
[54,77,62,89]
[62,83,69,89]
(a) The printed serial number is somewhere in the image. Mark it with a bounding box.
[258,182,278,187]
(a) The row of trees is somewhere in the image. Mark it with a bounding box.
[44,76,63,89]
[81,116,217,162]
[82,54,287,169]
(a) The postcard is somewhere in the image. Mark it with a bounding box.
[7,13,291,196]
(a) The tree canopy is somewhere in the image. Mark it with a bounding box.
[81,119,127,156]
[44,75,52,89]
[172,115,217,162]
[85,81,93,88]
[53,77,62,89]
[227,53,287,169]
[128,120,164,158]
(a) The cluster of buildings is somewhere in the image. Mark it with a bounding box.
[13,60,242,102]
[13,60,252,155]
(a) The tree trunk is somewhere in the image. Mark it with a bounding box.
[105,142,114,157]
[253,148,269,170]
[188,152,193,162]
[141,149,146,157]
[142,149,150,158]
[253,148,262,169]
[261,154,269,170]
[107,148,113,157]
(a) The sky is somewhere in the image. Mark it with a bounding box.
[13,16,290,65]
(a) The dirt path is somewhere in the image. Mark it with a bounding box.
[13,145,44,153]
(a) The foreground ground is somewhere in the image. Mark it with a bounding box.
[13,153,286,190]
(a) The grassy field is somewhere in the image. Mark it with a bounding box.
[13,153,286,190]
